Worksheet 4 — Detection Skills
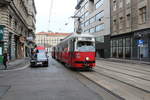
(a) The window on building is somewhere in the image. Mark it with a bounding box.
[96,0,104,9]
[118,39,123,58]
[95,11,104,21]
[81,14,85,20]
[9,15,12,27]
[126,14,131,28]
[84,2,88,10]
[119,0,123,8]
[112,40,117,57]
[126,0,130,4]
[95,24,104,32]
[90,27,95,33]
[21,27,23,33]
[81,23,85,28]
[84,29,90,33]
[113,0,117,11]
[113,19,117,31]
[119,17,124,29]
[85,20,89,26]
[85,11,89,18]
[95,36,104,43]
[139,6,147,24]
[125,38,131,58]
[81,7,84,13]
[90,16,95,24]
[14,21,18,30]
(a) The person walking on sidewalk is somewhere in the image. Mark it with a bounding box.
[3,51,8,70]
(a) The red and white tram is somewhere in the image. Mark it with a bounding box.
[52,33,96,69]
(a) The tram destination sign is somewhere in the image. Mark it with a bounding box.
[78,37,94,41]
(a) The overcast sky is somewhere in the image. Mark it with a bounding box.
[35,0,76,33]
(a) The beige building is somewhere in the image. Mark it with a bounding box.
[35,32,71,52]
[0,0,36,60]
[74,0,111,58]
[110,0,150,61]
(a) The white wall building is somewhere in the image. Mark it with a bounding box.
[35,32,71,52]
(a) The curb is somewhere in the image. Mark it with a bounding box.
[1,63,30,72]
[8,60,29,69]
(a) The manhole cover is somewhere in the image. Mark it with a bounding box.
[0,86,11,97]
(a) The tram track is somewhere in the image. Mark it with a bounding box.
[80,70,149,100]
[96,64,150,81]
[97,61,150,75]
[96,61,150,74]
[94,66,150,93]
[52,58,150,99]
[78,60,150,99]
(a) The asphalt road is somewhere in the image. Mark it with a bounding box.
[0,56,121,100]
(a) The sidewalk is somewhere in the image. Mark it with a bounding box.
[97,58,150,65]
[0,58,30,70]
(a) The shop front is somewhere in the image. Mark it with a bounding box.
[0,25,4,64]
[132,29,150,61]
[111,29,150,61]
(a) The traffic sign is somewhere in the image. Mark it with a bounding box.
[138,40,144,47]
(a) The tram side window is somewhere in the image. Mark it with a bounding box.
[64,43,68,52]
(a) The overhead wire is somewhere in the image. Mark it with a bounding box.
[48,0,54,31]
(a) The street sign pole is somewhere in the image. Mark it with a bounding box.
[138,39,144,61]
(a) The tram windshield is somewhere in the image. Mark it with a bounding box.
[76,41,95,52]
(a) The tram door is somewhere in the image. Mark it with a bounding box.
[69,39,75,66]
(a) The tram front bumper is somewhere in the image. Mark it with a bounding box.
[74,61,95,68]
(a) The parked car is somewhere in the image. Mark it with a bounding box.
[30,53,49,67]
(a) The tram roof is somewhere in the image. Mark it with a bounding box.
[62,33,95,41]
[55,33,95,47]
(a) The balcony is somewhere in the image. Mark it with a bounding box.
[75,0,84,10]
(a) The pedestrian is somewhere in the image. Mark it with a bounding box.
[3,51,8,70]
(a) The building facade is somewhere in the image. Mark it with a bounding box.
[110,0,150,61]
[75,0,111,58]
[0,0,36,62]
[35,32,71,52]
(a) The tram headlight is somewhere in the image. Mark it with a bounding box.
[85,57,90,61]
